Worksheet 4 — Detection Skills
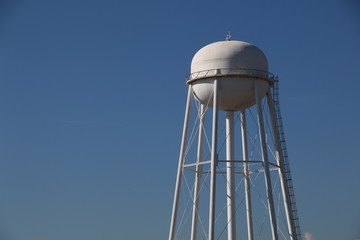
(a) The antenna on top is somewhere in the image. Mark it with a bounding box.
[226,31,232,41]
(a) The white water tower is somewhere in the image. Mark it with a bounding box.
[168,38,302,240]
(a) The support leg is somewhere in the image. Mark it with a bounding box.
[226,111,236,240]
[255,82,278,240]
[209,79,219,240]
[169,86,193,240]
[240,110,254,240]
[267,90,296,240]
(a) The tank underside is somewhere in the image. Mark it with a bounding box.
[191,76,269,111]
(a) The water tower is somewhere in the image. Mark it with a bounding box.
[168,38,301,240]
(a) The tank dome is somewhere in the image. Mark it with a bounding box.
[188,40,273,111]
[191,41,268,73]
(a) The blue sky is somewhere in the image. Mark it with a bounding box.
[0,0,359,239]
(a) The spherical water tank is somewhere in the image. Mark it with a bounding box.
[187,40,274,111]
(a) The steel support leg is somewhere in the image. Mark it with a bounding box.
[240,110,254,240]
[266,90,296,240]
[255,81,278,240]
[169,86,193,240]
[226,111,236,240]
[209,79,219,240]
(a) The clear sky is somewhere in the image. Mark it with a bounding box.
[0,0,359,239]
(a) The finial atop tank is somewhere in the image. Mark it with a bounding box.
[226,31,231,41]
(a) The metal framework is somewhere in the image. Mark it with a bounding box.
[169,73,301,240]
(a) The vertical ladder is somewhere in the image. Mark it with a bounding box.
[272,78,302,240]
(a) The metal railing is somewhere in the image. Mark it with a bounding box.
[186,68,275,83]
